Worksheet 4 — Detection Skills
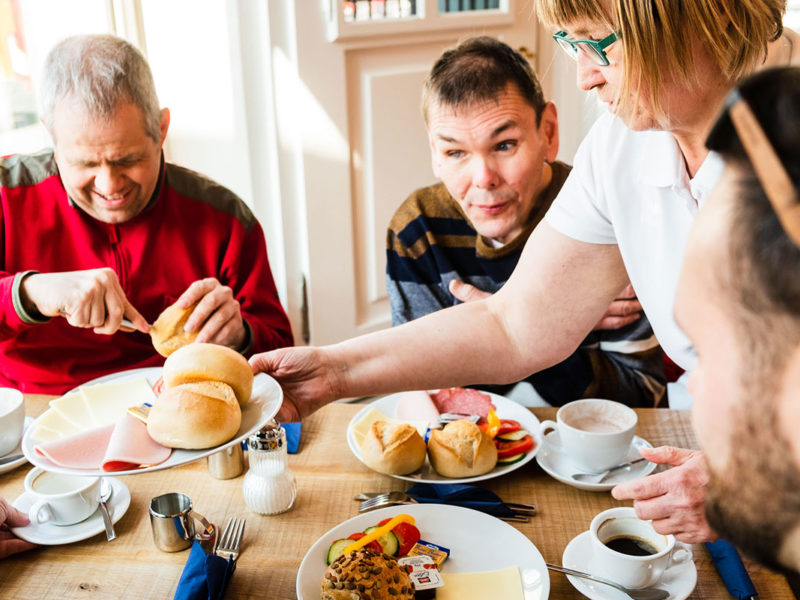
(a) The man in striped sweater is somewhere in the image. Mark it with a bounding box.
[386,37,664,407]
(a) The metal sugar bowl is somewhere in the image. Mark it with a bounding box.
[242,419,296,515]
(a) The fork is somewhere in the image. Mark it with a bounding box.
[216,517,246,562]
[359,491,417,513]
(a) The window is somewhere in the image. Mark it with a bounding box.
[787,0,800,30]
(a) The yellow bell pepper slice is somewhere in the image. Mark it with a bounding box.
[342,513,416,554]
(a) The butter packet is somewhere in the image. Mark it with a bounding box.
[407,539,450,568]
[398,555,445,591]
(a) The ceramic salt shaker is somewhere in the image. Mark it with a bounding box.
[242,419,296,515]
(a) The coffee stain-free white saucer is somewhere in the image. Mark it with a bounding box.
[561,530,697,600]
[536,431,657,492]
[0,416,33,475]
[10,477,130,545]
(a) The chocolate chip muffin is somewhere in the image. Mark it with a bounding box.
[321,548,415,600]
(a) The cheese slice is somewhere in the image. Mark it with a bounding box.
[48,392,92,429]
[437,567,524,600]
[27,422,63,443]
[30,408,83,441]
[80,378,157,428]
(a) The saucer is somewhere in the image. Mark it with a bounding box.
[10,477,131,545]
[536,432,657,491]
[0,416,33,475]
[561,531,697,600]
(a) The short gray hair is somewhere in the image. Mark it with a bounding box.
[40,34,162,141]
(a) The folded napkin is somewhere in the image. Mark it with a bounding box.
[174,540,235,600]
[284,422,302,454]
[406,483,517,519]
[705,539,758,599]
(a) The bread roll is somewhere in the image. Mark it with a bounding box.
[321,548,414,600]
[150,302,198,357]
[147,381,241,449]
[163,342,253,405]
[360,421,426,475]
[427,419,498,478]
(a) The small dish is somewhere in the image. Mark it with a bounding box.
[536,431,657,491]
[561,530,697,600]
[0,416,33,475]
[10,477,131,545]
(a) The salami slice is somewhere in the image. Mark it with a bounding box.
[431,388,496,421]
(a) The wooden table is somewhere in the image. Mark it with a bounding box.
[0,399,793,599]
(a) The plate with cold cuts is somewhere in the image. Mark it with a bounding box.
[346,389,542,484]
[21,367,282,476]
[296,503,549,599]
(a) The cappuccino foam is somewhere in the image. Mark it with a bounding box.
[33,472,89,495]
[567,417,624,433]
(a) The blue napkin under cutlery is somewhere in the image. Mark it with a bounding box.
[705,539,758,600]
[406,483,531,520]
[174,540,235,600]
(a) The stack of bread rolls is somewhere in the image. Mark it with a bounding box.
[361,419,497,478]
[147,343,253,449]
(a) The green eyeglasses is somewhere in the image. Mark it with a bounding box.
[552,29,621,67]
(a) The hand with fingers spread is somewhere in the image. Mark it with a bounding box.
[0,498,37,559]
[176,278,247,350]
[19,269,149,335]
[611,446,717,544]
[593,283,643,331]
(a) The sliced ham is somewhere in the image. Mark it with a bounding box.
[101,414,172,471]
[35,425,114,470]
[431,388,496,422]
[393,391,440,424]
[34,414,171,471]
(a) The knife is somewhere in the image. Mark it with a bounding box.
[705,539,759,599]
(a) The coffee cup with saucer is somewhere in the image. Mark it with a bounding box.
[10,475,131,545]
[0,388,25,457]
[562,510,697,599]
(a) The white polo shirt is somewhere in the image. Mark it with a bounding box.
[545,113,724,374]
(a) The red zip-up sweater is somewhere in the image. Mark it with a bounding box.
[0,149,293,393]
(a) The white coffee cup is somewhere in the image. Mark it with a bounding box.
[539,398,637,472]
[590,507,693,589]
[0,388,25,457]
[24,467,101,526]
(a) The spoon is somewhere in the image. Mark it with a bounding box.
[99,478,116,541]
[546,563,670,600]
[571,457,649,484]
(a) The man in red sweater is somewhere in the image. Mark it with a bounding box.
[0,34,293,393]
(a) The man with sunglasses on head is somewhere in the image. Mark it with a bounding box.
[675,65,800,573]
[387,36,665,408]
[251,0,797,544]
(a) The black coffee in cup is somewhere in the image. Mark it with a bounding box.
[604,535,659,556]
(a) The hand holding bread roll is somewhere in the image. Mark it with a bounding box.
[150,302,199,357]
[361,421,427,475]
[427,419,497,478]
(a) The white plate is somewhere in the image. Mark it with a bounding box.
[346,391,542,484]
[562,531,697,600]
[296,503,549,599]
[21,367,282,476]
[535,432,657,492]
[0,416,33,475]
[10,476,131,545]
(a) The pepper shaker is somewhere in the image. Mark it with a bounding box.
[242,419,297,515]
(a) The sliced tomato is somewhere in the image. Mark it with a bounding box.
[497,419,521,436]
[347,532,382,553]
[495,434,535,459]
[377,519,421,556]
[152,376,165,397]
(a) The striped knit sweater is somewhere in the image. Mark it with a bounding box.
[385,161,665,407]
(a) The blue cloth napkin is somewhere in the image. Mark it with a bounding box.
[406,483,517,519]
[174,540,235,600]
[284,422,301,454]
[705,540,759,599]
